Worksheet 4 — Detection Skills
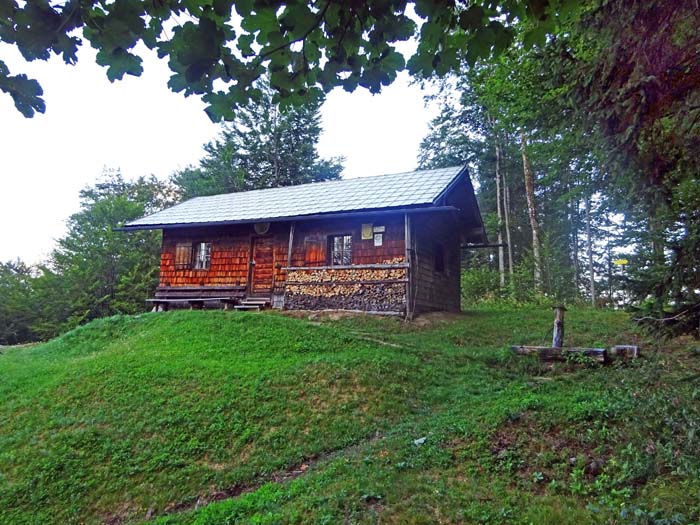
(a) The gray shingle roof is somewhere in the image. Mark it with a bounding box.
[125,166,466,228]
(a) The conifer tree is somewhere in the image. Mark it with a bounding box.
[172,81,343,199]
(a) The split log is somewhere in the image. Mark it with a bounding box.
[511,345,607,363]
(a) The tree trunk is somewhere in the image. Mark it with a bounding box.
[572,197,579,295]
[648,195,666,308]
[567,170,579,296]
[520,131,542,291]
[495,135,505,288]
[608,246,614,302]
[585,196,596,307]
[503,171,514,281]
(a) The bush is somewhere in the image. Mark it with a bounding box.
[460,268,502,305]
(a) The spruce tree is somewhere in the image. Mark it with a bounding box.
[173,81,343,199]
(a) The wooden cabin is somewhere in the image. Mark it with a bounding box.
[120,166,486,318]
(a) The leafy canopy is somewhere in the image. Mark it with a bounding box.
[0,0,582,119]
[41,171,175,336]
[0,260,36,345]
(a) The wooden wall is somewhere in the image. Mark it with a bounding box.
[159,214,406,290]
[410,213,461,313]
[159,224,289,288]
[288,215,406,267]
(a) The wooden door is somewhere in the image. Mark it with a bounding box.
[250,236,274,295]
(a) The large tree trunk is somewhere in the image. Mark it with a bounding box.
[495,135,505,288]
[571,197,579,295]
[607,229,613,302]
[585,196,596,307]
[520,131,542,291]
[567,169,579,295]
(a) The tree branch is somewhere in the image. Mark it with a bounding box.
[634,302,700,323]
[257,1,331,63]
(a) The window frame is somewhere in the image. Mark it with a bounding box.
[193,242,212,270]
[173,241,212,271]
[174,242,193,270]
[327,234,353,266]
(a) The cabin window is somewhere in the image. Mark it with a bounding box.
[434,242,445,273]
[174,242,193,270]
[193,242,212,270]
[174,241,211,270]
[328,235,352,265]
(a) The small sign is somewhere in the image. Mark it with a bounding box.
[373,233,383,247]
[361,223,373,240]
[372,225,386,233]
[613,258,629,266]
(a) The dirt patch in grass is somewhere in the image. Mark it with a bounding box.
[144,433,384,524]
[488,411,611,492]
[410,311,467,327]
[161,469,289,515]
[102,460,313,524]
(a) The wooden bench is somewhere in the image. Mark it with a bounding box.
[149,286,246,311]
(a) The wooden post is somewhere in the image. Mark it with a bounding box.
[552,305,567,348]
[404,213,414,320]
[287,222,295,268]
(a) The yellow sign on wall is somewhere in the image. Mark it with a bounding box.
[361,223,373,240]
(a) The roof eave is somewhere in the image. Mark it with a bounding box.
[432,164,470,205]
[431,164,488,244]
[115,204,461,232]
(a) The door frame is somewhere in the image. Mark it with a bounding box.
[248,235,275,296]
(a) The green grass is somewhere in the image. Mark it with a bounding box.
[1,307,698,524]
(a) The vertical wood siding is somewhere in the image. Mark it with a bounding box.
[411,213,461,312]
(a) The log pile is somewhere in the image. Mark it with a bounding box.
[284,265,407,312]
[286,265,407,284]
[286,283,405,312]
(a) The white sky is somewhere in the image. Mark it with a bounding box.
[0,44,438,264]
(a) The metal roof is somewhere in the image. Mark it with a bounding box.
[124,166,469,229]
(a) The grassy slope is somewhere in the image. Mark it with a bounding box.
[0,308,698,524]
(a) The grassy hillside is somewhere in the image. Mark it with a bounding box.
[0,308,698,524]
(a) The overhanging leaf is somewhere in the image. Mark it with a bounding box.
[0,65,45,117]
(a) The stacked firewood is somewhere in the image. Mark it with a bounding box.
[287,267,407,284]
[285,282,405,312]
